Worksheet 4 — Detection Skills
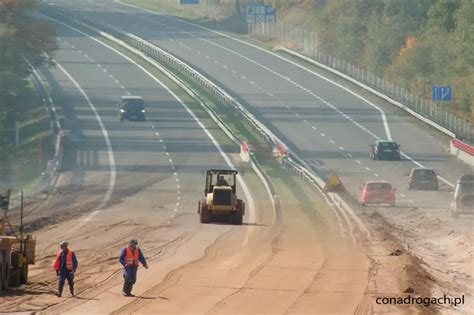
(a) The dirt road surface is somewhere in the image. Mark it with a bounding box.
[1,15,373,315]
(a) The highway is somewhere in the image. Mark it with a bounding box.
[49,1,473,218]
[36,2,473,312]
[1,4,374,314]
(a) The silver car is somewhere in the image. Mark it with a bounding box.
[451,174,474,219]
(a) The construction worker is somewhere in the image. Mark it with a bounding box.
[119,239,148,296]
[53,241,78,297]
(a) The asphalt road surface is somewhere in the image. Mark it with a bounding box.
[49,0,473,218]
[1,6,375,314]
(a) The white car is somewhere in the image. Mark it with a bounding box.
[451,174,474,219]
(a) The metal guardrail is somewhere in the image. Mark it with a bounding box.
[48,8,276,148]
[7,62,63,209]
[250,22,473,142]
[274,47,459,140]
[44,7,370,239]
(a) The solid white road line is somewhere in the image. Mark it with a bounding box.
[55,61,116,221]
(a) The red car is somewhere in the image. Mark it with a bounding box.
[359,181,396,206]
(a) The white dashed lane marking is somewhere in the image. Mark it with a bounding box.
[59,30,184,222]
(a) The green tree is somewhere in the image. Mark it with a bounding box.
[0,0,57,145]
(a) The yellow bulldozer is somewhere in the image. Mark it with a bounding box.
[0,190,36,291]
[198,170,245,225]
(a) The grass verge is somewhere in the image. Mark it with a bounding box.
[0,83,54,194]
[96,29,330,224]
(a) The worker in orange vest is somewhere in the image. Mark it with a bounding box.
[119,239,148,296]
[53,241,78,297]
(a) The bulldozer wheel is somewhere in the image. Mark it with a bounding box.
[200,203,211,224]
[0,251,6,291]
[230,200,244,225]
[20,260,28,284]
[237,199,245,215]
[9,251,21,287]
[230,211,243,225]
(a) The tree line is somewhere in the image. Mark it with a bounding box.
[0,0,57,146]
[269,0,473,120]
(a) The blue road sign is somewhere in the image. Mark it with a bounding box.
[432,86,452,101]
[244,3,276,23]
[180,0,199,4]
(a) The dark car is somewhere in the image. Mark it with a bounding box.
[451,174,474,219]
[406,167,438,190]
[118,96,147,121]
[369,140,401,160]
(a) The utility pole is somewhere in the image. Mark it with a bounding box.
[235,0,241,15]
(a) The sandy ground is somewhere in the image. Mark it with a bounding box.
[368,205,474,314]
[2,5,469,312]
[1,153,375,314]
[3,143,458,314]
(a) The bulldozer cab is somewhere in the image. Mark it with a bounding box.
[205,170,237,195]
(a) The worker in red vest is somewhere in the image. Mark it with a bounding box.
[53,241,78,297]
[119,239,148,296]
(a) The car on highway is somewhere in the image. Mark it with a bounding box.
[451,174,474,219]
[406,167,438,190]
[118,95,147,122]
[359,181,396,207]
[369,140,401,160]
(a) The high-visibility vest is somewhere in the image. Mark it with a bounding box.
[125,247,139,267]
[53,250,74,271]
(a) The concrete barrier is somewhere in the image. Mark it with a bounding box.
[450,139,474,166]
